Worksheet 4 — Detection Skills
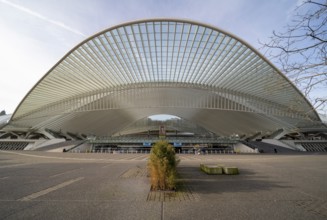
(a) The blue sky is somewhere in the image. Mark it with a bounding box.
[0,0,301,114]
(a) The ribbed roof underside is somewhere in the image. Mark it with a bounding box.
[8,19,323,137]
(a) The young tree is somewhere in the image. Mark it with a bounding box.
[148,140,179,190]
[262,0,327,114]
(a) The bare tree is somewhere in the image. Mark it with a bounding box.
[262,0,327,114]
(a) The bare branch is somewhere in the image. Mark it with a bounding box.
[306,0,327,7]
[261,0,327,113]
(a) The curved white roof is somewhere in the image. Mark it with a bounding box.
[7,19,323,137]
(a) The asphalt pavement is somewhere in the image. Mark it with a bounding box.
[0,151,326,220]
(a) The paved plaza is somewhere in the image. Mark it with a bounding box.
[0,151,326,220]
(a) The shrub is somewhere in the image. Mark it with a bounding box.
[148,140,179,190]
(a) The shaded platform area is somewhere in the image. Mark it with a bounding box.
[242,141,296,153]
[0,142,29,151]
[0,151,326,219]
[300,142,327,152]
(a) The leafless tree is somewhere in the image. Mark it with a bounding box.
[262,0,327,114]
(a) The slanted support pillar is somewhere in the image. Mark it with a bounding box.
[246,132,262,141]
[267,128,290,140]
[39,129,56,139]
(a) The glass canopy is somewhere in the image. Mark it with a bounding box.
[7,19,323,137]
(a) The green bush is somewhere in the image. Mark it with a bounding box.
[148,140,179,190]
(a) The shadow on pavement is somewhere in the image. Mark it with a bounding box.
[177,165,291,195]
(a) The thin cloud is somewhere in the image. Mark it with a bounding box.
[1,0,86,37]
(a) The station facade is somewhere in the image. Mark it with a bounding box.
[1,19,326,152]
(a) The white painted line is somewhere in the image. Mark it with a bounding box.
[18,177,84,201]
[0,176,9,180]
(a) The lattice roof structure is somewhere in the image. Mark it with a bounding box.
[5,19,324,137]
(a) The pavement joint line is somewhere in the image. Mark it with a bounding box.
[101,163,114,168]
[161,201,164,220]
[297,189,323,201]
[131,155,149,160]
[50,168,82,178]
[131,155,146,160]
[177,155,188,160]
[0,150,105,161]
[0,151,316,163]
[118,155,140,160]
[17,177,84,202]
[0,163,30,169]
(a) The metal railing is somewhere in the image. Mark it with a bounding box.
[69,149,239,154]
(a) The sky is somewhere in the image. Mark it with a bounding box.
[0,0,303,114]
